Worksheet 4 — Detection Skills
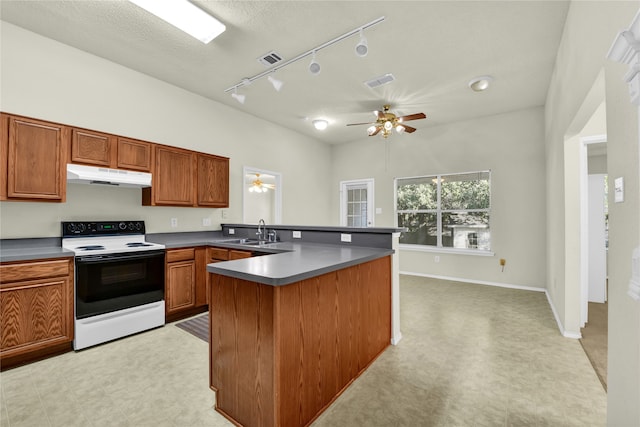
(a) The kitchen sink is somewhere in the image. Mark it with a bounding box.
[223,238,270,246]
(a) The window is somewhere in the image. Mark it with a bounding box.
[395,171,491,251]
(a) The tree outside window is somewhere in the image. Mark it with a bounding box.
[396,171,491,251]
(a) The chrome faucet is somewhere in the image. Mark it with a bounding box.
[257,219,267,242]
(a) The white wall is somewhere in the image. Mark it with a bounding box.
[0,22,332,238]
[543,1,640,425]
[330,107,547,289]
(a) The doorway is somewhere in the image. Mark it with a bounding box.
[340,179,374,227]
[242,166,282,225]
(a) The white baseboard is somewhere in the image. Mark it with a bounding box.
[544,290,582,339]
[400,271,581,339]
[399,271,546,293]
[391,332,403,346]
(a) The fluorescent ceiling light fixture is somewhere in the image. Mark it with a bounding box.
[267,75,284,91]
[468,75,493,92]
[128,0,226,44]
[313,119,328,130]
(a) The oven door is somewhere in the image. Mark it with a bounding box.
[75,250,165,319]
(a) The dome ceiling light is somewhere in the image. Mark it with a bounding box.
[468,75,494,92]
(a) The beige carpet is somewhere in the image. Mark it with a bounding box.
[580,301,608,391]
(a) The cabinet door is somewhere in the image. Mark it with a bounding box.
[6,116,68,201]
[197,154,229,207]
[146,146,195,206]
[0,276,74,358]
[70,128,115,167]
[117,137,151,172]
[166,260,196,314]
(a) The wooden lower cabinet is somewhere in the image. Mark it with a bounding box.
[165,247,209,321]
[209,256,392,427]
[0,258,74,366]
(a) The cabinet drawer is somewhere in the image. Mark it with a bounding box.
[208,247,229,261]
[166,248,195,263]
[0,259,72,284]
[229,250,252,260]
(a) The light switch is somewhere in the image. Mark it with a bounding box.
[615,177,624,203]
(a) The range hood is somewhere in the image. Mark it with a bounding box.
[67,164,152,188]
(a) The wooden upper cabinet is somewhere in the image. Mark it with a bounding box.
[197,154,229,207]
[143,145,195,206]
[70,128,115,167]
[117,137,151,172]
[5,115,68,201]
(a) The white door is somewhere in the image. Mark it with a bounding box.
[588,174,607,303]
[340,179,374,227]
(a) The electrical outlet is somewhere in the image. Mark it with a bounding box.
[221,210,228,219]
[434,255,440,263]
[170,218,178,228]
[202,218,212,226]
[228,228,235,235]
[375,207,382,214]
[292,231,302,239]
[341,233,352,243]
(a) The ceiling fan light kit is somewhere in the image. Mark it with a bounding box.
[348,104,426,139]
[468,75,494,92]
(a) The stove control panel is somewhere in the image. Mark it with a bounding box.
[62,221,145,237]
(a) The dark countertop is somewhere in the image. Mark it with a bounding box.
[206,241,393,286]
[0,238,74,263]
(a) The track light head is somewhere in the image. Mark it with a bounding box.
[231,88,245,104]
[355,29,368,57]
[309,51,321,75]
[267,75,284,91]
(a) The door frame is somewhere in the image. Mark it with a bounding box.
[339,178,374,227]
[242,166,282,225]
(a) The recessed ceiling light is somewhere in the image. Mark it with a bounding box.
[128,0,226,44]
[468,75,494,92]
[313,120,328,130]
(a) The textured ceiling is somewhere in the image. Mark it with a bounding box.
[0,0,570,144]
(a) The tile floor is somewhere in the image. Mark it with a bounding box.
[0,275,606,427]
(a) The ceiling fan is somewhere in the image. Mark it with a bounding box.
[346,105,426,138]
[247,173,275,193]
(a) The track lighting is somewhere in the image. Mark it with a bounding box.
[313,119,328,130]
[355,29,368,57]
[309,51,321,75]
[224,17,385,97]
[231,87,245,104]
[267,75,284,91]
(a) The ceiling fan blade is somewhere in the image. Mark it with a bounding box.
[375,110,386,120]
[398,113,426,122]
[346,122,374,126]
[369,127,381,136]
[402,125,417,133]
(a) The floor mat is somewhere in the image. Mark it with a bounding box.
[175,313,208,342]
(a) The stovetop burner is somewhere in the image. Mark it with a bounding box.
[76,245,106,251]
[126,242,153,247]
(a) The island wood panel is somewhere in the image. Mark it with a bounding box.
[210,256,391,427]
[210,276,275,426]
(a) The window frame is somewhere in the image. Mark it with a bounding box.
[394,170,493,256]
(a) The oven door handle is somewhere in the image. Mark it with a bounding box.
[76,251,164,263]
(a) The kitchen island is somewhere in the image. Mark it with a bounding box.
[207,226,400,427]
